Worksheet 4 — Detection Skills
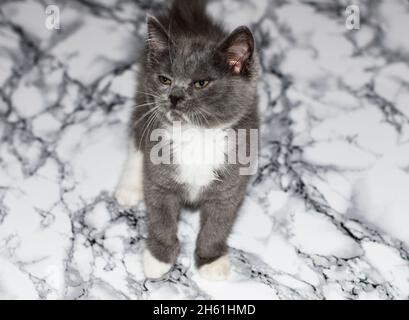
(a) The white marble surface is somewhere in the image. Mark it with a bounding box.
[0,0,409,300]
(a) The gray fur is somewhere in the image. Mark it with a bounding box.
[130,0,259,267]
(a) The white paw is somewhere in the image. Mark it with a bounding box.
[115,186,143,207]
[143,249,172,279]
[199,255,230,281]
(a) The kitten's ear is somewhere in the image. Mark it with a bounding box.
[218,26,254,74]
[146,15,169,54]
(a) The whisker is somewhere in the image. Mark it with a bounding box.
[196,109,210,127]
[132,105,161,129]
[139,107,161,149]
[131,102,156,109]
[192,111,200,127]
[197,107,221,126]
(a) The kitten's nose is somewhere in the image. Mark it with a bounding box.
[169,94,184,108]
[169,86,185,108]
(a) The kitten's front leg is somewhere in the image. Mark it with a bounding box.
[143,187,181,279]
[196,198,241,281]
[115,142,144,207]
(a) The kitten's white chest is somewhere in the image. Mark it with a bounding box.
[167,124,227,201]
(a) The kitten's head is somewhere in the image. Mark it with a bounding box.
[143,15,257,128]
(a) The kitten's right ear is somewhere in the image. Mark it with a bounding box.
[217,26,255,75]
[146,15,169,54]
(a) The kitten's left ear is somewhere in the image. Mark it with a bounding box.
[218,26,255,74]
[146,14,169,54]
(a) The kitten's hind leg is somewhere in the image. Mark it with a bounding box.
[115,142,144,207]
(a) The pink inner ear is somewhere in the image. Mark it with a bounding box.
[228,59,243,74]
[226,43,250,74]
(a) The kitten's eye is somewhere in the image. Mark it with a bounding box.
[159,75,172,85]
[194,80,210,89]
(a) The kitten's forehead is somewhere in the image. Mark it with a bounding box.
[169,40,216,78]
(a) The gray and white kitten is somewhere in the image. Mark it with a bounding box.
[115,0,259,280]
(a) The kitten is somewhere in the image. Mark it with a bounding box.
[115,0,259,281]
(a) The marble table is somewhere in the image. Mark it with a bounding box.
[0,0,408,299]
